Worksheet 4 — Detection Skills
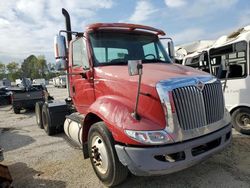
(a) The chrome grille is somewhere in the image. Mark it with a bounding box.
[172,81,224,130]
[203,82,225,124]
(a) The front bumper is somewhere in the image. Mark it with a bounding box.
[115,124,232,176]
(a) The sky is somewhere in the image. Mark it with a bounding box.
[0,0,250,64]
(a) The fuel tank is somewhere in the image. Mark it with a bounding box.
[64,113,84,145]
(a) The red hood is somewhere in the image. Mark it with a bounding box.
[94,63,208,86]
[93,63,211,132]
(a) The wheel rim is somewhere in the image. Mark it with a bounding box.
[42,110,48,131]
[91,135,109,174]
[36,106,40,125]
[37,115,40,124]
[237,113,250,129]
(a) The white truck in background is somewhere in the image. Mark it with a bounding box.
[15,79,22,86]
[178,25,250,135]
[15,78,32,87]
[33,78,46,86]
[59,75,66,88]
[53,75,66,88]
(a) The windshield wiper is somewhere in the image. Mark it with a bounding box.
[97,59,171,66]
[142,59,169,63]
[98,61,127,66]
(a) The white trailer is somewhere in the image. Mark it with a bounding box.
[53,77,60,87]
[59,75,66,88]
[180,25,250,134]
[52,76,66,88]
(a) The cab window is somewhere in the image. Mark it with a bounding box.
[89,31,171,66]
[143,43,157,59]
[72,38,89,69]
[142,42,165,61]
[93,47,128,63]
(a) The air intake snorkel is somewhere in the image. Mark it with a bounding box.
[62,8,72,45]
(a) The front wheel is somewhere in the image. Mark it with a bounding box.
[88,122,128,187]
[232,107,250,135]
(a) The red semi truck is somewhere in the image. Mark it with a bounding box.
[36,9,232,186]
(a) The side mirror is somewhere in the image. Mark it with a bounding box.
[168,41,175,60]
[54,34,67,70]
[128,60,143,76]
[55,59,67,70]
[128,60,143,120]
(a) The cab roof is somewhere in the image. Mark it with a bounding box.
[86,23,166,36]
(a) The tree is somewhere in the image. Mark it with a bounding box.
[6,62,20,81]
[20,55,48,79]
[21,55,38,78]
[0,62,6,79]
[37,55,48,77]
[7,62,19,74]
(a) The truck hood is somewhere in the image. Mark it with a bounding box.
[94,63,213,133]
[94,63,209,86]
[93,63,228,144]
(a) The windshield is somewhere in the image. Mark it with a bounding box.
[89,31,172,66]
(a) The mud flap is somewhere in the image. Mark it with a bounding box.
[0,164,12,187]
[46,101,70,133]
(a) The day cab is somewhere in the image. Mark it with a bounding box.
[38,8,232,187]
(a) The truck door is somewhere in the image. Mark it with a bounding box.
[70,37,95,114]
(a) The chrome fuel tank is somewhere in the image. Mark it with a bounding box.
[64,113,84,145]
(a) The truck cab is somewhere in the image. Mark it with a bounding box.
[37,9,232,187]
[68,23,171,114]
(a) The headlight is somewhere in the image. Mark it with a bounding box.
[125,130,173,145]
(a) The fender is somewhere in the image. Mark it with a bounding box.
[227,103,250,114]
[84,95,164,145]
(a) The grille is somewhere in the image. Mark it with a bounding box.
[172,81,224,130]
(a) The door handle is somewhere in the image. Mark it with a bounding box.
[72,85,76,93]
[81,72,87,79]
[68,72,87,79]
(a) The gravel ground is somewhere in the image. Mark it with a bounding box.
[0,85,250,188]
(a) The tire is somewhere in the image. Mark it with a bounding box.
[35,102,44,129]
[42,104,56,135]
[232,107,250,135]
[13,107,20,114]
[88,122,128,187]
[0,181,11,188]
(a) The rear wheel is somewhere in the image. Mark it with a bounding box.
[13,107,20,114]
[232,107,250,135]
[42,104,56,135]
[88,122,128,187]
[35,102,44,129]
